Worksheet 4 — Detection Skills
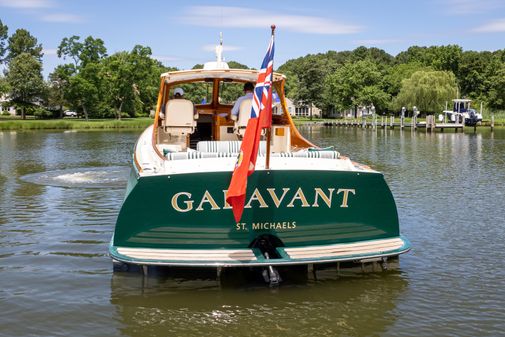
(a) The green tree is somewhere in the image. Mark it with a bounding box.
[5,53,45,119]
[66,74,98,120]
[0,19,8,63]
[383,62,432,97]
[129,45,166,115]
[100,51,131,120]
[58,35,107,68]
[486,63,505,110]
[0,75,10,97]
[80,36,107,67]
[395,45,462,74]
[57,35,83,67]
[100,45,165,118]
[48,64,76,117]
[394,70,458,114]
[323,60,390,113]
[7,29,43,61]
[56,35,110,118]
[350,46,394,65]
[227,61,249,69]
[457,51,492,99]
[291,55,328,119]
[278,51,344,105]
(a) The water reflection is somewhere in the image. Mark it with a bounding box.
[110,268,408,337]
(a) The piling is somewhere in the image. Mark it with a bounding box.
[426,115,435,133]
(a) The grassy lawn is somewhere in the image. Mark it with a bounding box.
[0,117,153,130]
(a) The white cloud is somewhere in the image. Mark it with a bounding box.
[473,18,505,32]
[445,0,503,15]
[0,0,53,8]
[202,44,242,52]
[41,13,84,23]
[181,6,362,35]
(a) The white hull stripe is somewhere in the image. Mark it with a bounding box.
[115,237,406,263]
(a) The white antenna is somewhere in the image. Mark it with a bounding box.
[215,32,223,63]
[204,32,229,70]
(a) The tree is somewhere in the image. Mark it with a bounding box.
[395,45,462,74]
[48,64,76,117]
[277,51,344,106]
[0,19,8,63]
[323,60,390,113]
[56,35,110,118]
[457,51,492,99]
[383,62,432,97]
[128,45,166,115]
[7,29,43,61]
[58,35,107,68]
[292,55,328,119]
[486,63,505,110]
[98,45,166,119]
[350,46,394,65]
[65,74,98,120]
[5,53,45,119]
[57,35,83,67]
[393,70,458,114]
[100,51,131,120]
[80,36,107,67]
[227,60,249,69]
[0,75,10,96]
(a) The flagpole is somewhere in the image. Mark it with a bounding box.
[265,25,275,170]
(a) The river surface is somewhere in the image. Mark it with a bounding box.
[1,126,504,336]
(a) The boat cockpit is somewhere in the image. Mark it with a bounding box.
[151,69,313,161]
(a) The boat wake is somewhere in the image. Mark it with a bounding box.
[21,166,130,189]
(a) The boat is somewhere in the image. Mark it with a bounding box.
[109,37,411,279]
[441,98,482,126]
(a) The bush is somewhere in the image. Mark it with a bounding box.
[135,111,149,117]
[33,107,56,119]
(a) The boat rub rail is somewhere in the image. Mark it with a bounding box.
[110,236,410,267]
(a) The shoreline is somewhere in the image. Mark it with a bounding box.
[1,117,503,131]
[0,118,153,130]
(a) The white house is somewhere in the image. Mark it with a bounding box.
[273,97,321,118]
[0,95,17,116]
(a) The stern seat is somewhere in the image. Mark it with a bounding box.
[164,141,339,160]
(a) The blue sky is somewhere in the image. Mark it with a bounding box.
[1,0,504,77]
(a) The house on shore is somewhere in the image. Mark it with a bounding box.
[273,97,322,118]
[0,95,17,116]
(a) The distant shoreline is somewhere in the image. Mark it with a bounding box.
[0,117,153,130]
[0,117,502,131]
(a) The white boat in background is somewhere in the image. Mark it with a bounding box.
[441,99,483,126]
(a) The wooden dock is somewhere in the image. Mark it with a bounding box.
[323,116,465,132]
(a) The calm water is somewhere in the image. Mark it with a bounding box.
[1,126,504,336]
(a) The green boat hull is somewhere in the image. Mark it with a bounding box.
[110,166,410,266]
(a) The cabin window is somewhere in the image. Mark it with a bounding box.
[219,82,244,104]
[175,82,213,105]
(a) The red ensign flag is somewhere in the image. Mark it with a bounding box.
[226,29,275,222]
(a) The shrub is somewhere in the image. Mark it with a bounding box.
[33,107,56,119]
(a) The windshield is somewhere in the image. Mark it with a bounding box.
[175,82,213,105]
